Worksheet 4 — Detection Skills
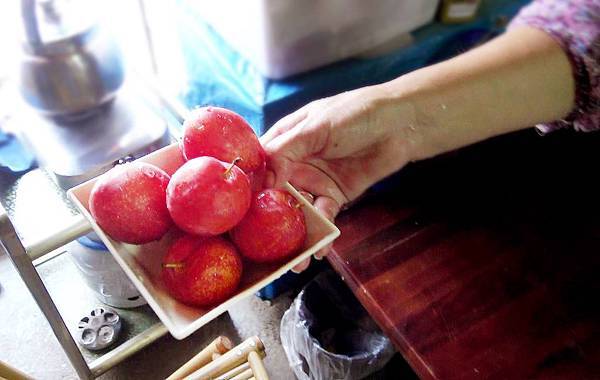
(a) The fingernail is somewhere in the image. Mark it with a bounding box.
[292,258,311,273]
[315,246,331,261]
[291,265,304,274]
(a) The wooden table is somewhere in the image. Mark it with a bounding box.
[328,129,600,379]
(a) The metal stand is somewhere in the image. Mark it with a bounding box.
[0,205,169,379]
[0,83,187,379]
[0,206,92,379]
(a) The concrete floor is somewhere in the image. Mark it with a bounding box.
[0,249,296,379]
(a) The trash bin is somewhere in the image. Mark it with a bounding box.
[281,270,395,380]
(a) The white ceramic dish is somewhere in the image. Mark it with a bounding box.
[67,143,340,339]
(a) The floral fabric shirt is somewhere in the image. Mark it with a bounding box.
[509,0,599,132]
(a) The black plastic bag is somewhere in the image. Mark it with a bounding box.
[281,270,395,379]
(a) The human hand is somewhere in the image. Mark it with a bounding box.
[261,85,418,271]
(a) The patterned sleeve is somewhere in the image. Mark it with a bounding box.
[508,0,599,133]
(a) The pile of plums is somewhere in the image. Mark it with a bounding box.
[89,107,307,307]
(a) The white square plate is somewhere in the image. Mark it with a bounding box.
[67,143,340,339]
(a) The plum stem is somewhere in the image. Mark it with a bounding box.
[162,263,185,269]
[224,157,242,178]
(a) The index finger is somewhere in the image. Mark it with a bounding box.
[260,106,308,146]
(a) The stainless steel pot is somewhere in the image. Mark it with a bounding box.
[19,0,124,116]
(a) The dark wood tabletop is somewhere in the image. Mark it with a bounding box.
[328,128,600,379]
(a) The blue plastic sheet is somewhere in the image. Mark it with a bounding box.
[0,130,36,174]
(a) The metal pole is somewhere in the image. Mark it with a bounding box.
[0,205,93,380]
[26,215,91,260]
[89,322,168,377]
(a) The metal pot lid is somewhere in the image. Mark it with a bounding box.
[22,26,96,56]
[21,0,98,56]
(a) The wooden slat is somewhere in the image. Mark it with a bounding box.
[329,129,600,379]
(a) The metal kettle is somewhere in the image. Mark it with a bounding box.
[19,0,124,117]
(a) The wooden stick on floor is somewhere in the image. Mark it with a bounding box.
[167,336,233,380]
[228,368,254,380]
[1,360,33,380]
[185,336,265,380]
[248,351,269,380]
[214,362,251,380]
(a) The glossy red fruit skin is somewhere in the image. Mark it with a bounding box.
[167,156,251,236]
[89,162,172,244]
[230,189,307,263]
[181,106,266,190]
[162,234,243,307]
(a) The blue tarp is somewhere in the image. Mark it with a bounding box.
[0,130,36,174]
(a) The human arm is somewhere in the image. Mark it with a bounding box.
[385,26,574,162]
[262,26,579,271]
